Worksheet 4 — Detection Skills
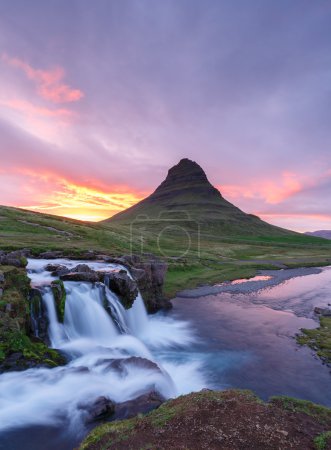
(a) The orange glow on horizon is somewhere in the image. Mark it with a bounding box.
[16,178,147,222]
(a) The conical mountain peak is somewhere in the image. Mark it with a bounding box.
[163,158,208,184]
[107,159,290,237]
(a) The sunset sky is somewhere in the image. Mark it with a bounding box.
[0,0,330,231]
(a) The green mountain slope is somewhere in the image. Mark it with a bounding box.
[107,158,294,237]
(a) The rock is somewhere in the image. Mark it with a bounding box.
[97,356,162,375]
[130,258,170,313]
[72,264,93,273]
[105,271,138,309]
[29,288,50,345]
[0,349,65,373]
[79,396,115,423]
[39,251,63,259]
[51,280,66,322]
[60,272,100,282]
[0,250,29,268]
[314,306,331,317]
[114,390,164,420]
[45,263,65,272]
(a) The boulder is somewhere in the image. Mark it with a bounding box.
[114,390,164,420]
[45,264,69,277]
[0,250,29,268]
[73,264,93,273]
[29,288,50,345]
[314,306,331,317]
[130,258,170,313]
[79,396,115,423]
[105,270,138,309]
[60,271,100,283]
[97,356,162,375]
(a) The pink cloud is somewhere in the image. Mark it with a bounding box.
[1,99,73,119]
[1,53,84,104]
[219,172,303,205]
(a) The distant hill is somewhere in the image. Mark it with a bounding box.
[106,158,294,237]
[305,230,331,240]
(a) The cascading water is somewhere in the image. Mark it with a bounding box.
[0,258,206,449]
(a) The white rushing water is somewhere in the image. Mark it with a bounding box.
[0,258,206,436]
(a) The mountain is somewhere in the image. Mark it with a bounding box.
[305,230,331,240]
[106,158,293,236]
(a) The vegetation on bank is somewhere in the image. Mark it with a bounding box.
[1,205,331,298]
[0,265,65,370]
[297,316,331,366]
[80,389,331,450]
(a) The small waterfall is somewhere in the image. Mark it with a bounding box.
[63,282,119,345]
[0,258,206,441]
[127,293,149,336]
[42,288,66,347]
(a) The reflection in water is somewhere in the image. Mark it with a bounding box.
[173,265,331,406]
[230,275,272,284]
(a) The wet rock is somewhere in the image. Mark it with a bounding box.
[29,288,50,345]
[105,271,138,309]
[130,259,170,313]
[0,350,64,373]
[45,263,65,272]
[60,271,100,282]
[72,264,93,273]
[314,306,331,317]
[98,356,162,375]
[79,396,115,423]
[114,390,164,420]
[51,280,66,322]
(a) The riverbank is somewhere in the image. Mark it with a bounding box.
[80,389,331,450]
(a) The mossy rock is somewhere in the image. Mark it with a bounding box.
[51,280,66,322]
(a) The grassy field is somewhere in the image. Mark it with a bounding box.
[1,205,331,297]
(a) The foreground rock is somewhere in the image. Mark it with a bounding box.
[80,389,331,450]
[80,390,164,424]
[105,271,138,309]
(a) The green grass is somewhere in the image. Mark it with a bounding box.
[297,317,331,365]
[1,205,331,298]
[314,431,331,450]
[80,390,331,450]
[270,396,331,425]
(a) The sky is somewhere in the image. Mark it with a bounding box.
[0,0,330,231]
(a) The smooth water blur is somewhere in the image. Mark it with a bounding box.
[173,266,331,405]
[0,259,206,450]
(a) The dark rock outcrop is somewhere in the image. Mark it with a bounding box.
[79,396,116,423]
[114,390,164,420]
[60,271,100,283]
[45,264,69,277]
[0,250,29,268]
[105,270,138,309]
[29,288,50,345]
[123,256,170,313]
[97,356,162,375]
[314,306,331,317]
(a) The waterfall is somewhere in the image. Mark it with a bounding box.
[0,258,206,440]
